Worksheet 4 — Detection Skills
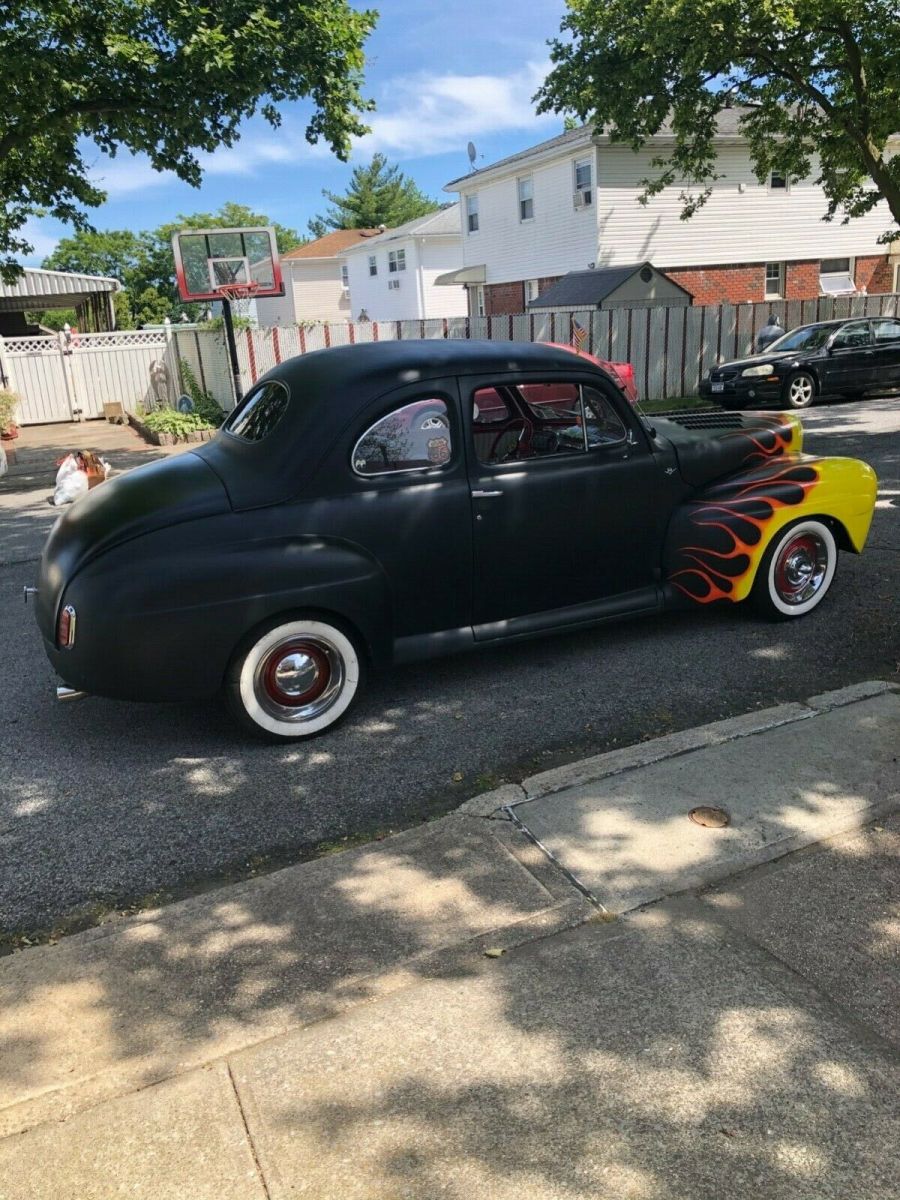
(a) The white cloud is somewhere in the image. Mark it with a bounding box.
[87,155,176,197]
[19,219,60,265]
[356,61,557,158]
[78,61,558,193]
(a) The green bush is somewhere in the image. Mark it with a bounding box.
[142,408,214,436]
[0,388,19,431]
[179,360,225,427]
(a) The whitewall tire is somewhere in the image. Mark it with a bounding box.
[752,519,837,620]
[226,616,363,740]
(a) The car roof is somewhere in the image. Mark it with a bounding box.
[194,340,610,509]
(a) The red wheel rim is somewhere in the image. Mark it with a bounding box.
[262,641,331,707]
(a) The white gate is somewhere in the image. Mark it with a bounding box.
[0,330,179,425]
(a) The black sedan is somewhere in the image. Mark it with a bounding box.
[700,315,900,409]
[33,340,876,740]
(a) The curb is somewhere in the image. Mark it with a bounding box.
[461,680,898,817]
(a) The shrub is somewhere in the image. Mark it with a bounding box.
[141,408,214,436]
[179,360,225,427]
[0,388,20,431]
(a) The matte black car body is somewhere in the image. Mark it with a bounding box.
[35,340,877,737]
[699,316,900,408]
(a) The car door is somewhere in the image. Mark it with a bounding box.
[870,317,900,393]
[464,373,662,638]
[821,319,875,393]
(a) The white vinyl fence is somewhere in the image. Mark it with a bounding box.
[4,293,899,424]
[0,329,180,424]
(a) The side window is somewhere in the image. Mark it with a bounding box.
[472,382,628,466]
[873,319,900,344]
[353,399,452,477]
[831,321,870,349]
[582,387,628,447]
[224,380,290,442]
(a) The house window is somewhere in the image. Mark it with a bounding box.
[472,285,486,318]
[764,262,784,299]
[388,278,401,290]
[388,249,406,273]
[368,255,377,277]
[524,279,540,304]
[517,176,534,221]
[340,264,349,289]
[819,257,856,295]
[769,171,788,191]
[466,194,479,233]
[573,158,593,207]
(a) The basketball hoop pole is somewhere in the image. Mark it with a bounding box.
[220,297,244,404]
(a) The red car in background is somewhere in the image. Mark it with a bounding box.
[542,343,639,404]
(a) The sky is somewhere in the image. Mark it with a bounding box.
[24,0,570,265]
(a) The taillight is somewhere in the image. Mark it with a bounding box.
[57,604,77,649]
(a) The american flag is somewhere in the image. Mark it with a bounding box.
[571,318,587,350]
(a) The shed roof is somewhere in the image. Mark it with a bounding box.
[0,267,121,313]
[526,264,683,308]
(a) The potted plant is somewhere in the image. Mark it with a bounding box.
[0,388,20,440]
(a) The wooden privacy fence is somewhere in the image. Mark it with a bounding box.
[9,293,899,424]
[174,292,900,412]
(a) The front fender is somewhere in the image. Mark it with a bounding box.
[663,453,877,605]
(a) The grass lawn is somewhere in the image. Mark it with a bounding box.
[639,394,715,414]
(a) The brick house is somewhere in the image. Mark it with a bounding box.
[442,110,899,312]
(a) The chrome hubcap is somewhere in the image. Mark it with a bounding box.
[789,377,813,405]
[774,533,828,604]
[254,637,345,722]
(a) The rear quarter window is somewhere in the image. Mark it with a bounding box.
[224,380,290,442]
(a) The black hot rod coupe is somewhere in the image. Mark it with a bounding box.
[33,341,876,740]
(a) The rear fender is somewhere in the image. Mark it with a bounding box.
[663,454,877,605]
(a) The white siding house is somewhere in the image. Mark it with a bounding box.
[444,112,897,310]
[341,207,467,321]
[255,228,382,325]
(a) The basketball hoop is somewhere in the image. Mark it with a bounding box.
[215,281,262,304]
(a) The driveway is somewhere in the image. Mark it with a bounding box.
[1,398,897,936]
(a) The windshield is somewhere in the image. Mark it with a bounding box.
[766,324,835,353]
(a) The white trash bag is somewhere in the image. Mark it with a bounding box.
[0,443,7,479]
[53,454,90,506]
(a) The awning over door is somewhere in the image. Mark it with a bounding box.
[435,265,486,286]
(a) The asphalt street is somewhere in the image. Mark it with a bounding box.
[1,397,897,935]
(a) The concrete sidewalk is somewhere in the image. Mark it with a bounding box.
[0,681,897,1198]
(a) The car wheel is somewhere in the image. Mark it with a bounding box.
[751,519,837,620]
[783,371,816,409]
[225,615,365,740]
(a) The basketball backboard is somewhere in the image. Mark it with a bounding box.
[172,226,284,302]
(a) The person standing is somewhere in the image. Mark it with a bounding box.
[755,312,785,353]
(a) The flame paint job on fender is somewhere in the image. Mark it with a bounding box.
[665,454,877,604]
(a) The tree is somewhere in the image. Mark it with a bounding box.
[309,154,442,234]
[44,230,150,293]
[536,0,900,240]
[1,0,376,280]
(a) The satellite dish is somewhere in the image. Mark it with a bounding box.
[467,141,477,170]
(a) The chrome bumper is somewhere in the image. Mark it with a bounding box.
[56,686,88,702]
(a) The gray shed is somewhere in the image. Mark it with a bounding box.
[528,263,690,311]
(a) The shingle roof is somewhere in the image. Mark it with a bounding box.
[341,205,461,253]
[445,106,759,189]
[282,228,385,260]
[526,264,668,308]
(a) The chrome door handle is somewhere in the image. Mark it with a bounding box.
[471,489,503,498]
